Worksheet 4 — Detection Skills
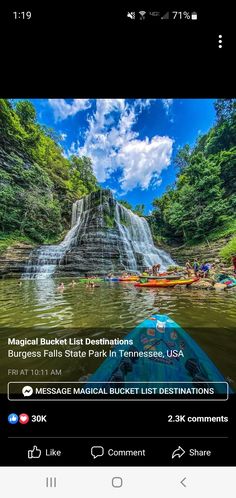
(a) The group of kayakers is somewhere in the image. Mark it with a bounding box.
[185,260,212,278]
[185,255,236,279]
[180,256,236,291]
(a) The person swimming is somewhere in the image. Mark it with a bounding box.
[57,282,65,290]
[68,280,76,287]
[86,281,100,288]
[107,273,114,279]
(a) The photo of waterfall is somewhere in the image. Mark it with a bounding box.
[0,97,235,394]
[22,190,174,279]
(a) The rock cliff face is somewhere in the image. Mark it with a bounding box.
[22,189,174,278]
[0,243,34,278]
[166,237,233,266]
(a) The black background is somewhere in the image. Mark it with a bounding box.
[1,394,235,465]
[0,2,235,466]
[0,3,235,96]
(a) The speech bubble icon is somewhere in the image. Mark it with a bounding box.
[91,446,104,459]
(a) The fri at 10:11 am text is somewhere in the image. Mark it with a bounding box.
[8,369,62,376]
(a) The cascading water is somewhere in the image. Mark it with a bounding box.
[22,198,85,279]
[115,204,137,270]
[22,189,175,278]
[115,203,174,269]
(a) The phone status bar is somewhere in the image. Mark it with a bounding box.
[126,11,198,21]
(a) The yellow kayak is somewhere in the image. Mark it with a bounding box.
[119,276,139,281]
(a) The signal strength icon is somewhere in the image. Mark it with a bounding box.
[161,11,169,20]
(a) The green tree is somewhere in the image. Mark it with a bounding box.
[69,156,99,194]
[119,200,132,210]
[174,144,191,172]
[151,101,236,245]
[214,99,236,124]
[15,100,37,127]
[134,204,145,216]
[0,99,100,245]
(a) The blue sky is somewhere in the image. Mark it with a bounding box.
[26,98,216,212]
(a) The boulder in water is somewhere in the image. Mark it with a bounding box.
[191,279,214,290]
[213,283,227,291]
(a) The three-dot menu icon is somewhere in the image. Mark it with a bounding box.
[218,35,223,49]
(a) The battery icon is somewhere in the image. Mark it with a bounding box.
[191,12,198,20]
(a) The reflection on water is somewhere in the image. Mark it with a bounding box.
[0,278,235,388]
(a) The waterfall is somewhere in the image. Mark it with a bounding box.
[115,204,137,270]
[22,190,174,278]
[22,198,85,279]
[114,203,174,270]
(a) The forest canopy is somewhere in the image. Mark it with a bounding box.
[149,99,236,246]
[0,99,99,244]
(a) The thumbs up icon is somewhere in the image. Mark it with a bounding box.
[8,413,19,424]
[28,446,41,459]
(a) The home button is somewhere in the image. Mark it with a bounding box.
[112,477,123,488]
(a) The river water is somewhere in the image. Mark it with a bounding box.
[0,278,235,391]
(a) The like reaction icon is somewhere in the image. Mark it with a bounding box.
[8,413,19,424]
[28,446,41,459]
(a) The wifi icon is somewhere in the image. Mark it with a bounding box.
[139,11,146,20]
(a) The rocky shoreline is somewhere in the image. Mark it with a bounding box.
[0,228,234,283]
[190,277,236,291]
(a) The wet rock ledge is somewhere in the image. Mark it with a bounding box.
[0,243,34,278]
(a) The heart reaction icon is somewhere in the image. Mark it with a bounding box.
[19,413,30,424]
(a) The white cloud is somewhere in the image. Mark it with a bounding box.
[60,133,67,141]
[78,99,136,182]
[48,99,91,121]
[68,99,173,193]
[162,99,173,112]
[117,135,173,192]
[161,99,173,115]
[135,99,153,110]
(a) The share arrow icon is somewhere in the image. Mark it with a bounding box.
[171,446,186,459]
